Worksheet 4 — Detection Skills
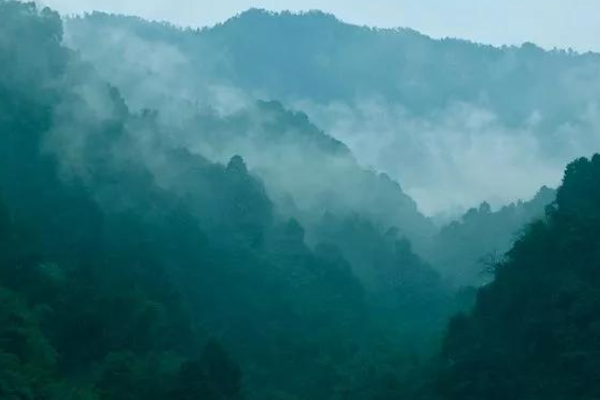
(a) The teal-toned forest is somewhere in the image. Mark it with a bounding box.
[1,2,600,399]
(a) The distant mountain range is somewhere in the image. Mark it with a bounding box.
[65,9,600,214]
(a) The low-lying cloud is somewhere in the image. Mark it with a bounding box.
[295,98,600,215]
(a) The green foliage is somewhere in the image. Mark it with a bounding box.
[173,340,242,400]
[68,9,600,127]
[437,155,600,400]
[0,288,56,369]
[430,186,556,286]
[0,3,454,400]
[8,3,591,400]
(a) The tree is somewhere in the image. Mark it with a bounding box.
[437,155,600,400]
[174,340,242,400]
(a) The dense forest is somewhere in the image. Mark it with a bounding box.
[65,9,600,214]
[1,1,599,400]
[428,186,556,286]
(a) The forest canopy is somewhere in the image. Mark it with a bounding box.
[1,1,599,400]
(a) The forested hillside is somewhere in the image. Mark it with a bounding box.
[66,12,440,244]
[430,186,556,286]
[2,2,599,400]
[437,155,600,399]
[0,2,457,399]
[66,10,600,213]
[66,9,600,121]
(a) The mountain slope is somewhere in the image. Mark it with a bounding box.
[64,12,437,245]
[67,9,600,123]
[65,10,600,213]
[430,186,556,286]
[0,3,453,400]
[438,155,600,399]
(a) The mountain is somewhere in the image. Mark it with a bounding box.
[64,11,438,246]
[436,155,600,399]
[66,9,600,122]
[4,2,600,400]
[430,186,556,286]
[65,9,600,212]
[157,98,435,244]
[0,3,455,400]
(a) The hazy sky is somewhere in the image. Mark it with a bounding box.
[40,0,600,52]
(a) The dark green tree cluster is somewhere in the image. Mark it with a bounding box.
[8,3,599,400]
[0,2,457,399]
[314,213,458,344]
[437,155,600,400]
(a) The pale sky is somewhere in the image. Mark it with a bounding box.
[39,0,600,52]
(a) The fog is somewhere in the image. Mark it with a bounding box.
[5,3,600,399]
[61,12,600,218]
[61,17,433,245]
[296,99,600,215]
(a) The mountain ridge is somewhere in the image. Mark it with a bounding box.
[71,8,600,56]
[66,8,600,214]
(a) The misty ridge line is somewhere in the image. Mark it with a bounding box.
[59,8,600,218]
[36,4,569,290]
[6,4,600,399]
[52,5,600,55]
